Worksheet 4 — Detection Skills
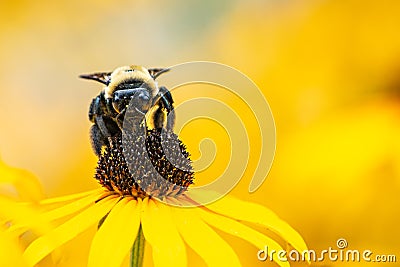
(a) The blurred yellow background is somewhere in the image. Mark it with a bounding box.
[0,0,399,266]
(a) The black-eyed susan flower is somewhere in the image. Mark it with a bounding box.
[14,128,308,267]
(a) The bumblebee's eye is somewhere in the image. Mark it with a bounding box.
[112,90,132,113]
[112,94,125,113]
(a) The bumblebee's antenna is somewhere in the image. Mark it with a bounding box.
[148,68,170,79]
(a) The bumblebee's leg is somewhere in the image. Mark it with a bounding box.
[88,97,97,123]
[95,116,111,137]
[90,124,106,156]
[112,88,151,132]
[89,94,116,136]
[89,94,116,156]
[152,104,165,129]
[157,86,175,131]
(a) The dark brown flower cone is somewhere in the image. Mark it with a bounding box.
[95,128,194,199]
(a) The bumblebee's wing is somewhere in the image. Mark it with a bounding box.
[79,72,112,85]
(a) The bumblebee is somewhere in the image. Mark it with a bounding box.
[80,65,175,156]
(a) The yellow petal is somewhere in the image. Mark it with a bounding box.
[0,196,50,235]
[88,197,141,267]
[0,229,28,267]
[39,189,105,205]
[198,207,290,267]
[141,198,186,267]
[172,207,241,267]
[23,195,118,266]
[7,191,108,235]
[40,191,109,222]
[187,191,308,261]
[0,161,44,201]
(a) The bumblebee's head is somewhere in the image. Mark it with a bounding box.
[79,65,169,98]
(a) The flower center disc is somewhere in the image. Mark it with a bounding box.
[95,128,194,199]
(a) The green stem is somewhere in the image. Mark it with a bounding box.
[130,224,145,267]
